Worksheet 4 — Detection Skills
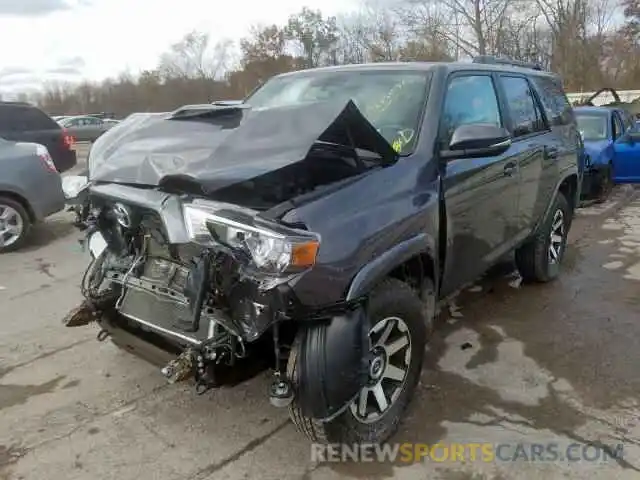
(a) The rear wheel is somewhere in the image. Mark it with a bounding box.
[515,191,571,283]
[287,277,431,444]
[0,197,31,253]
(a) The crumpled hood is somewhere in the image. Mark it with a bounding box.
[88,99,397,194]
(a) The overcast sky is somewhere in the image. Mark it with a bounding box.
[0,0,359,97]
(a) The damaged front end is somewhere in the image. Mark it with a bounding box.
[66,99,392,418]
[74,189,322,395]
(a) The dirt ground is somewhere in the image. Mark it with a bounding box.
[1,156,640,479]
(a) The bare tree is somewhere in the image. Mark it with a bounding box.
[400,0,525,57]
[26,1,640,116]
[285,8,339,67]
[159,31,233,80]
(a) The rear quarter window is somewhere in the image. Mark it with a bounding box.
[0,105,60,132]
[531,76,573,126]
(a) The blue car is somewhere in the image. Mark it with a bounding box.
[575,105,640,201]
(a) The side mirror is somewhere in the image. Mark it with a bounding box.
[442,124,512,160]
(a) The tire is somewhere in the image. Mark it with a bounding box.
[595,165,614,204]
[0,196,31,253]
[515,191,571,283]
[287,277,431,444]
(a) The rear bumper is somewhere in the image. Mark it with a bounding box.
[30,174,66,220]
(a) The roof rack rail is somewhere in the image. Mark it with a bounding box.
[472,55,542,71]
[0,100,31,106]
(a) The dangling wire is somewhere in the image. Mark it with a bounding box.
[115,233,149,310]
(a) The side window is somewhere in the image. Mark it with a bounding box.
[612,113,625,140]
[0,107,19,131]
[0,106,58,132]
[621,111,633,131]
[440,75,502,141]
[499,76,547,137]
[531,76,573,126]
[20,107,58,131]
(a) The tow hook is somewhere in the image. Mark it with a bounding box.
[161,348,195,384]
[62,301,97,327]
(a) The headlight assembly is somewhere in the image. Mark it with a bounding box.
[183,200,320,275]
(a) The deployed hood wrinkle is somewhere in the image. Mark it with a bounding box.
[88,99,398,203]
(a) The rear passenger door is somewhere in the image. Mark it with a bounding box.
[531,75,580,194]
[439,73,521,296]
[496,74,551,239]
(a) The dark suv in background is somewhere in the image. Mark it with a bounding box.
[0,101,77,173]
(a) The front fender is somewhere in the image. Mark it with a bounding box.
[293,306,369,421]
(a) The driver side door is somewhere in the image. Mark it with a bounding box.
[613,116,640,183]
[439,73,521,297]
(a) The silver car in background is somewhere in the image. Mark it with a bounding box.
[58,115,118,142]
[0,138,66,252]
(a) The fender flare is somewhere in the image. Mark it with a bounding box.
[536,170,579,233]
[345,233,435,302]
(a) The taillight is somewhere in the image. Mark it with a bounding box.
[36,144,57,172]
[62,128,75,148]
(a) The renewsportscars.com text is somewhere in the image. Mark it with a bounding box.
[310,442,625,463]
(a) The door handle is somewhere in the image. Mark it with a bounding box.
[545,146,559,159]
[503,162,517,176]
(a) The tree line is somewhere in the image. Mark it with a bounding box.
[24,0,640,116]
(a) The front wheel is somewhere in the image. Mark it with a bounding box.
[515,191,571,283]
[287,277,431,444]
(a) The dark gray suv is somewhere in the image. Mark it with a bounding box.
[64,56,582,445]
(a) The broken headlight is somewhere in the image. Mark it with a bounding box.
[183,200,320,275]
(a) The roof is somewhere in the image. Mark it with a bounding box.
[0,101,33,107]
[274,60,558,79]
[567,90,640,105]
[62,115,98,120]
[573,105,632,117]
[574,106,611,115]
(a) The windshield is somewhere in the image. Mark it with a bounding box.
[245,70,431,154]
[575,114,608,141]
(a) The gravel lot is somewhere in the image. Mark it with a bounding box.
[1,147,640,479]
